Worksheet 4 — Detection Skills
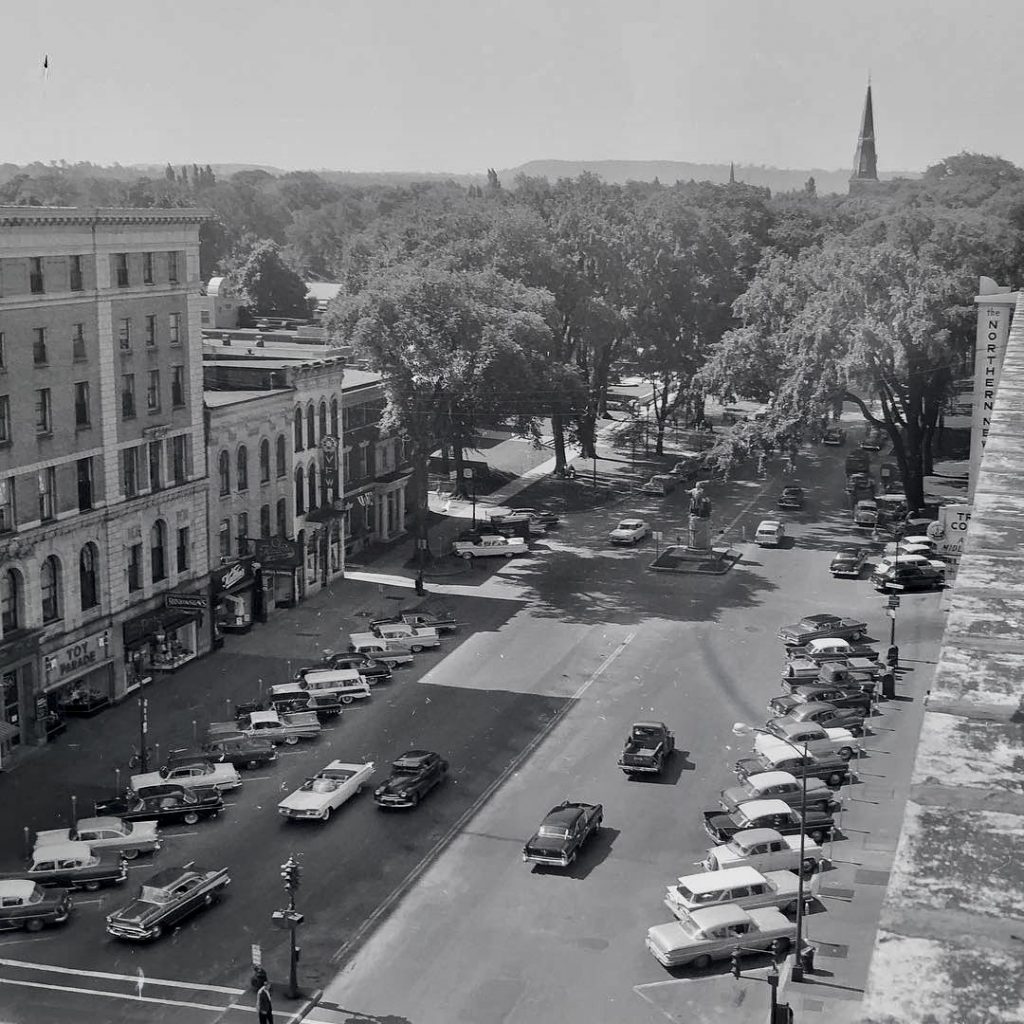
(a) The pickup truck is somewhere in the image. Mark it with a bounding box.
[617,722,674,775]
[369,611,458,635]
[209,710,321,746]
[783,656,882,685]
[777,614,868,646]
[702,798,836,845]
[701,827,823,876]
[349,623,440,654]
[452,534,527,560]
[785,637,879,664]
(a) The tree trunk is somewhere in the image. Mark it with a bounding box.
[578,411,597,460]
[901,423,926,511]
[921,423,935,477]
[551,411,567,473]
[452,443,466,498]
[411,447,432,562]
[440,445,450,476]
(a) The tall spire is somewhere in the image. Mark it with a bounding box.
[850,81,878,190]
[729,162,736,185]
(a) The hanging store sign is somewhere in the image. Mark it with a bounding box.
[43,630,112,687]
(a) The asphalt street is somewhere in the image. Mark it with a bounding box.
[0,440,947,1024]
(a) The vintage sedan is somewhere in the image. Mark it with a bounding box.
[735,738,852,789]
[768,701,869,738]
[646,904,796,969]
[0,880,73,932]
[785,637,879,664]
[822,427,846,446]
[279,761,375,822]
[197,736,278,770]
[133,760,241,794]
[522,801,603,869]
[720,771,838,815]
[829,545,869,578]
[853,499,879,528]
[106,863,230,941]
[1,841,127,892]
[313,651,394,683]
[506,506,561,526]
[763,719,860,761]
[374,750,448,809]
[664,866,806,919]
[769,684,872,719]
[778,614,868,646]
[34,817,160,860]
[776,485,805,510]
[702,828,823,875]
[609,518,650,545]
[95,785,223,826]
[783,654,882,684]
[871,562,945,592]
[703,798,835,845]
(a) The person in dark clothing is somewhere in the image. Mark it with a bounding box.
[256,980,274,1024]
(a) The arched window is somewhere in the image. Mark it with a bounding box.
[295,466,305,515]
[79,543,99,611]
[218,450,230,495]
[306,403,315,447]
[150,520,167,582]
[294,408,304,452]
[276,434,287,477]
[236,446,249,491]
[40,556,62,623]
[319,401,328,440]
[1,569,22,634]
[276,497,287,537]
[259,439,271,483]
[330,398,339,437]
[308,464,318,511]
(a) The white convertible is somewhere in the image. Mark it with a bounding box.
[278,760,375,822]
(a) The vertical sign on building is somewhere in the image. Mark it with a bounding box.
[969,283,1017,503]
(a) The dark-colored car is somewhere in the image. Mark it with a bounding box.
[0,880,73,932]
[95,785,223,826]
[508,506,561,526]
[369,611,458,635]
[822,427,846,446]
[311,652,393,684]
[767,702,868,738]
[106,864,230,941]
[870,562,945,592]
[2,841,127,892]
[830,546,869,578]
[777,614,868,646]
[618,722,675,775]
[860,429,884,452]
[522,801,604,868]
[199,736,278,770]
[776,486,805,510]
[768,684,872,718]
[268,689,344,721]
[373,750,448,809]
[703,799,836,845]
[734,747,852,790]
[844,451,870,475]
[845,472,875,498]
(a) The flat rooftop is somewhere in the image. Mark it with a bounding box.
[204,389,291,408]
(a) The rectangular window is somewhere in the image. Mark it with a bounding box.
[127,543,142,592]
[69,254,83,291]
[74,382,91,427]
[77,457,93,512]
[29,256,44,294]
[0,395,9,444]
[148,441,162,492]
[35,388,52,434]
[171,365,185,407]
[260,504,271,539]
[169,313,182,345]
[145,315,156,347]
[147,369,160,412]
[38,467,56,521]
[142,252,153,285]
[118,318,131,350]
[121,374,135,418]
[72,322,86,360]
[219,519,231,559]
[200,309,211,325]
[33,327,47,365]
[0,478,14,533]
[123,447,138,498]
[0,332,5,369]
[168,251,179,284]
[236,512,248,555]
[115,253,129,288]
[176,526,190,572]
[172,435,187,484]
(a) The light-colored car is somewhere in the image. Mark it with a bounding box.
[646,904,796,969]
[609,518,650,545]
[664,866,807,918]
[755,520,786,547]
[214,709,322,746]
[350,623,440,654]
[853,499,878,527]
[702,828,823,875]
[345,637,415,666]
[757,720,860,762]
[34,817,160,860]
[783,654,882,682]
[642,474,677,496]
[132,761,241,794]
[278,761,375,822]
[451,534,528,559]
[719,770,838,815]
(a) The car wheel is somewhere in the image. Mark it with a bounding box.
[322,807,331,822]
[838,746,854,761]
[84,880,101,892]
[461,553,473,561]
[504,551,515,558]
[341,694,354,705]
[183,811,200,825]
[410,644,423,654]
[827,771,844,787]
[285,735,299,746]
[692,954,712,970]
[122,847,139,860]
[25,918,45,933]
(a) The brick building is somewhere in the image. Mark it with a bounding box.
[0,207,211,763]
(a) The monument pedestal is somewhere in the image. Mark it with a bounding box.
[688,515,712,553]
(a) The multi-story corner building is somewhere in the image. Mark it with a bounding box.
[0,207,210,763]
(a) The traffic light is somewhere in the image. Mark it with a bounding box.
[730,947,742,980]
[280,856,301,893]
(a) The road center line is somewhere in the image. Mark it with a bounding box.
[0,956,244,995]
[329,629,635,967]
[0,977,228,1011]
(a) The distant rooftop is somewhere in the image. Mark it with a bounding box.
[305,281,342,305]
[204,389,291,408]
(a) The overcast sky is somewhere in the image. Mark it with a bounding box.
[4,0,1021,174]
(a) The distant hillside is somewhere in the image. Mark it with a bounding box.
[499,159,919,195]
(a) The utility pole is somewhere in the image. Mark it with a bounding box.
[137,675,152,774]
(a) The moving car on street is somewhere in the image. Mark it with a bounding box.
[853,499,879,528]
[829,545,869,578]
[609,517,651,545]
[106,864,230,941]
[703,798,836,845]
[646,904,796,970]
[0,880,73,932]
[766,701,869,738]
[278,760,375,822]
[2,841,127,892]
[374,750,448,809]
[664,866,807,918]
[768,683,872,718]
[95,785,223,826]
[755,520,786,547]
[777,614,868,646]
[845,472,875,498]
[719,771,837,815]
[504,506,561,526]
[522,801,603,868]
[34,817,160,860]
[776,485,805,510]
[735,737,852,789]
[870,561,945,592]
[822,427,847,446]
[642,474,677,496]
[860,428,885,452]
[451,534,527,560]
[618,722,674,775]
[702,828,823,875]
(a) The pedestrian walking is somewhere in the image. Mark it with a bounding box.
[256,979,274,1024]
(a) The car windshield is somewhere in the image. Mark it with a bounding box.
[391,765,420,776]
[618,521,640,529]
[139,885,172,905]
[537,825,569,839]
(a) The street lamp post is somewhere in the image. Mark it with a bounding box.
[733,722,811,982]
[137,675,153,774]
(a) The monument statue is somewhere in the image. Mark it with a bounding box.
[687,483,713,551]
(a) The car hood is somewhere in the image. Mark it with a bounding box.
[279,791,329,811]
[769,696,799,714]
[720,786,754,812]
[375,776,419,797]
[107,897,168,928]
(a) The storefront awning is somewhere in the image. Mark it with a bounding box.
[123,608,201,648]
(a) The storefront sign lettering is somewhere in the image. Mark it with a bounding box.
[44,630,111,686]
[165,593,208,610]
[213,557,254,593]
[253,537,302,569]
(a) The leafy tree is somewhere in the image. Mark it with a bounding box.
[228,240,312,317]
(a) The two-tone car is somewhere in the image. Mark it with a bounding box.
[664,866,807,919]
[853,499,879,528]
[522,801,603,869]
[762,719,860,762]
[106,863,230,941]
[719,771,838,816]
[34,817,160,860]
[196,736,278,770]
[785,637,879,664]
[735,737,852,789]
[646,904,796,969]
[95,785,223,826]
[0,880,73,932]
[703,798,836,846]
[702,827,823,876]
[132,760,241,795]
[768,683,872,720]
[783,653,883,683]
[778,614,868,646]
[314,651,394,683]
[2,841,127,892]
[870,561,945,592]
[278,761,375,822]
[767,701,869,738]
[829,545,869,578]
[369,611,458,635]
[374,750,448,809]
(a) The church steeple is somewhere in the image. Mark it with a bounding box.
[849,81,879,193]
[729,161,736,185]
